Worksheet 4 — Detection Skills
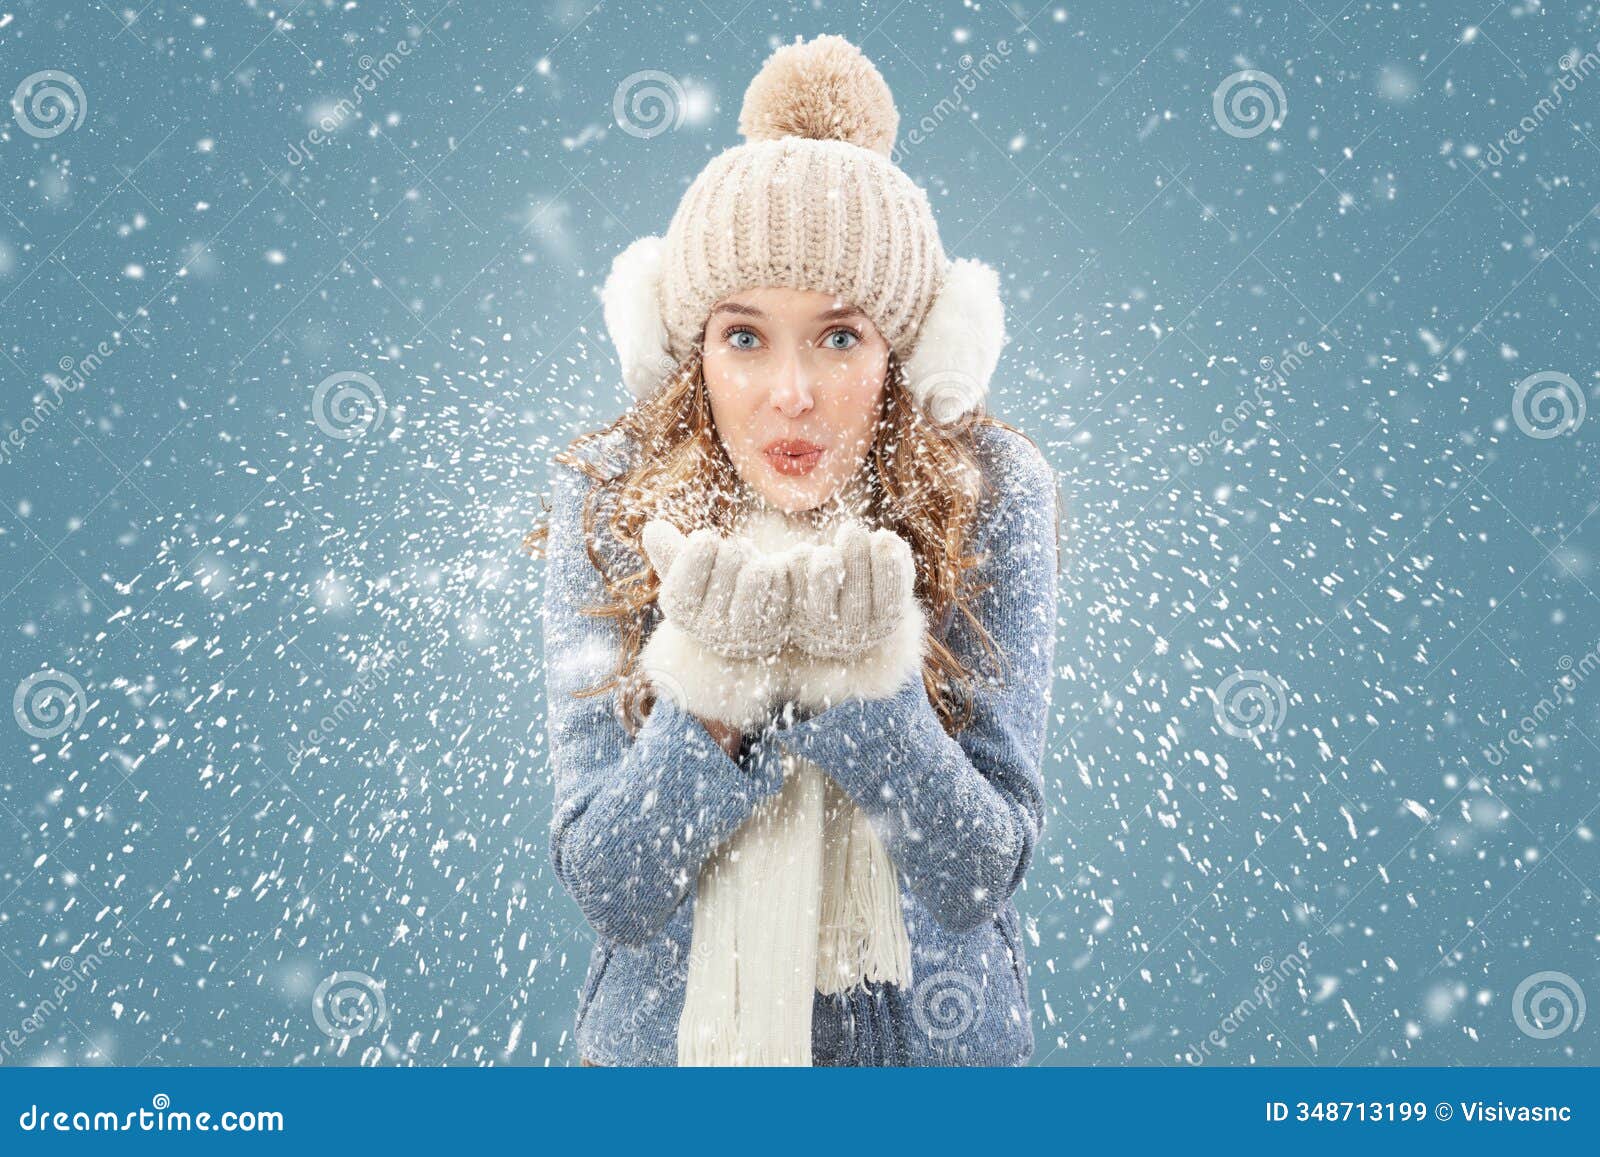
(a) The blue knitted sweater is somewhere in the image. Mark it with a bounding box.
[542,422,1058,1065]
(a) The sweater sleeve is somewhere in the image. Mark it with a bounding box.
[767,440,1057,934]
[542,456,786,946]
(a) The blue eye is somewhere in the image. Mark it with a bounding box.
[824,329,860,350]
[726,327,762,350]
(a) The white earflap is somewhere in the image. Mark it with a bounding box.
[601,235,674,400]
[903,257,1006,426]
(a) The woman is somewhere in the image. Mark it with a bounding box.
[529,35,1059,1066]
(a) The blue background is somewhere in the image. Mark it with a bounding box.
[1,0,1596,1066]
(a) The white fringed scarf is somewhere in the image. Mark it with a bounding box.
[675,493,922,1067]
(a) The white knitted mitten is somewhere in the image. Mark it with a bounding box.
[638,519,788,732]
[782,521,927,713]
[785,522,915,661]
[643,520,793,660]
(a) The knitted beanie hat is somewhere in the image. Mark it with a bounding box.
[601,35,1005,426]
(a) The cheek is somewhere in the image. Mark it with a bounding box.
[825,354,888,438]
[703,363,762,436]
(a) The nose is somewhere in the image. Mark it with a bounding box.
[767,348,815,418]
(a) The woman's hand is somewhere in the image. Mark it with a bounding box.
[784,522,917,662]
[642,520,792,660]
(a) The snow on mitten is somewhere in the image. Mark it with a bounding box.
[786,522,915,662]
[642,520,793,661]
[638,519,788,732]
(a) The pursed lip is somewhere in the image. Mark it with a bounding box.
[762,439,825,476]
[762,439,825,456]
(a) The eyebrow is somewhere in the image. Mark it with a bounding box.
[708,302,867,322]
[709,302,766,319]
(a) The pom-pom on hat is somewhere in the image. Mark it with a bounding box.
[602,35,1005,425]
[737,32,899,156]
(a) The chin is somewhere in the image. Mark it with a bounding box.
[754,485,825,514]
[743,467,831,513]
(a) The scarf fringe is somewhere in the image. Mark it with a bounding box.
[817,779,914,995]
[677,755,913,1066]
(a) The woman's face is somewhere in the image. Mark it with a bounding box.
[701,286,889,513]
